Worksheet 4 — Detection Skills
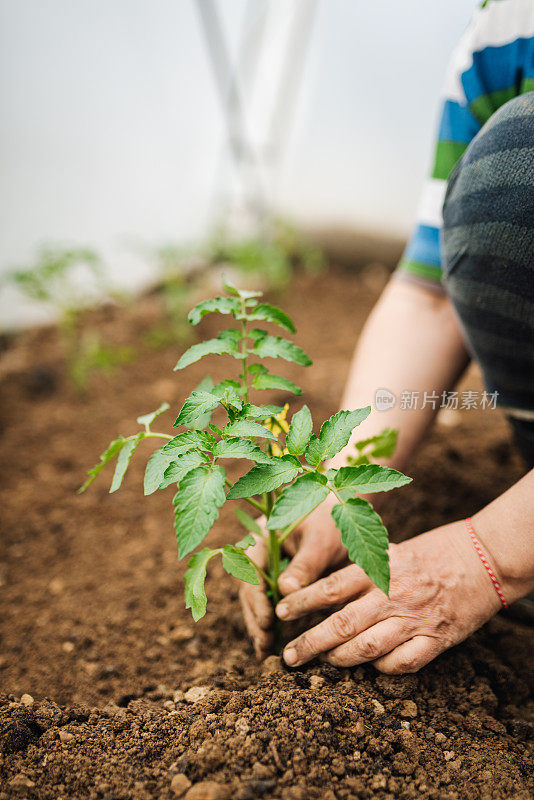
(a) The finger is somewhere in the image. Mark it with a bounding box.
[278,527,342,595]
[282,592,388,667]
[325,617,412,667]
[240,580,274,630]
[373,635,443,675]
[240,590,274,659]
[276,564,372,621]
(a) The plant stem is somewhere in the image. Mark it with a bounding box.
[246,556,275,591]
[126,431,173,443]
[240,303,249,403]
[278,513,309,545]
[267,529,284,651]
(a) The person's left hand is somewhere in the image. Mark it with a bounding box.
[275,520,502,674]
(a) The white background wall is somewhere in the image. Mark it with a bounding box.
[0,0,477,326]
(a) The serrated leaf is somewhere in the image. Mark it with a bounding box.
[235,532,255,549]
[190,376,215,428]
[248,303,296,333]
[222,276,262,299]
[78,436,126,493]
[235,509,262,536]
[188,297,241,325]
[146,437,209,495]
[212,385,243,411]
[174,334,241,370]
[347,454,371,466]
[221,419,277,441]
[159,451,207,489]
[144,447,180,496]
[250,330,311,366]
[211,379,243,403]
[173,466,226,558]
[332,465,412,500]
[251,370,302,395]
[266,473,329,530]
[110,435,142,493]
[355,427,398,459]
[305,407,371,466]
[286,405,313,456]
[184,547,217,621]
[174,391,221,427]
[212,438,272,463]
[332,498,390,595]
[162,430,215,455]
[221,545,259,585]
[227,455,302,499]
[136,402,170,429]
[241,403,284,420]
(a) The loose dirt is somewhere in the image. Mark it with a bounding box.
[1,269,532,799]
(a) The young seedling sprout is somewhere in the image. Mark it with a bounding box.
[79,279,411,628]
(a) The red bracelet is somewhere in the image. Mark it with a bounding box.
[465,518,508,608]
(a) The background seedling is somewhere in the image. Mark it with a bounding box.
[80,279,411,631]
[3,246,133,392]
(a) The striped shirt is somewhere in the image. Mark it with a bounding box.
[397,0,534,290]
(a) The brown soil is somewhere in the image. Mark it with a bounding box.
[0,269,533,800]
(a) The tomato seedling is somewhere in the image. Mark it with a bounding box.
[79,279,411,622]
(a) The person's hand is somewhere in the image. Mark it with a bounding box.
[275,520,503,673]
[239,495,347,658]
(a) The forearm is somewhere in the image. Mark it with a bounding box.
[472,470,534,603]
[330,277,470,471]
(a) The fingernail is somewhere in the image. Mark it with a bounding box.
[276,603,289,619]
[280,576,300,593]
[283,647,298,666]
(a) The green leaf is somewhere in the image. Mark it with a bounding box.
[221,419,277,441]
[159,451,207,489]
[332,498,390,595]
[305,407,371,466]
[136,402,170,429]
[211,384,243,411]
[173,466,226,559]
[286,405,313,455]
[110,435,142,493]
[251,369,302,395]
[184,547,217,621]
[190,376,215,428]
[235,532,255,549]
[78,436,126,493]
[355,428,398,459]
[347,454,371,466]
[188,297,241,325]
[248,303,296,333]
[235,509,262,536]
[221,545,259,585]
[145,448,178,495]
[332,465,412,499]
[174,333,241,370]
[250,330,312,366]
[174,391,221,427]
[211,379,243,403]
[266,473,329,530]
[212,438,272,463]
[222,276,262,299]
[241,403,283,420]
[227,455,302,499]
[162,430,215,455]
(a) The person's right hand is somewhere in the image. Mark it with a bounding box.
[239,494,348,658]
